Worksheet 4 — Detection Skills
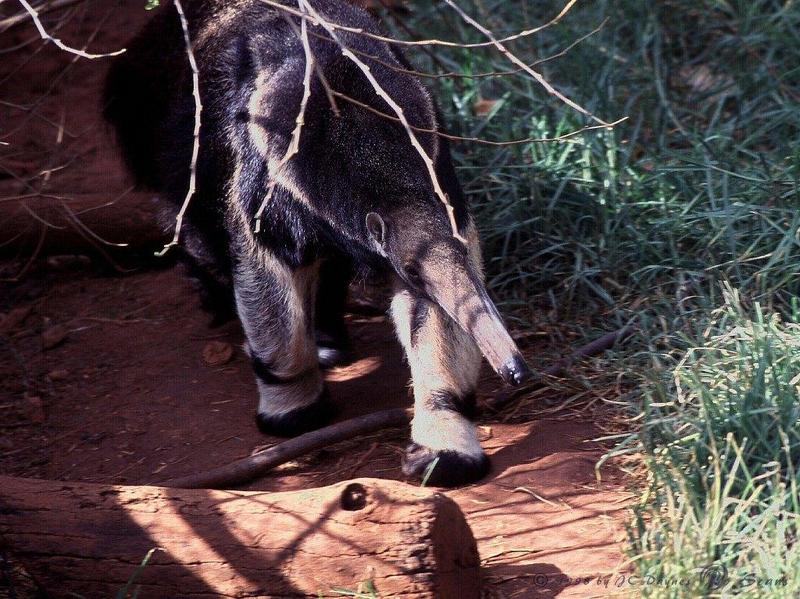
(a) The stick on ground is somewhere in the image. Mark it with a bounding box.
[162,407,411,489]
[487,324,635,412]
[162,326,633,489]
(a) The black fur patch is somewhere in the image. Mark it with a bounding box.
[402,443,490,488]
[315,256,353,366]
[231,33,256,86]
[178,249,235,326]
[429,390,478,420]
[255,387,336,437]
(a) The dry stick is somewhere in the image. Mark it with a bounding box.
[0,0,81,31]
[302,0,466,244]
[265,24,627,150]
[253,3,315,233]
[161,326,633,489]
[305,17,609,82]
[270,3,616,157]
[282,6,341,115]
[16,0,124,59]
[330,89,628,147]
[162,407,411,488]
[260,0,578,49]
[442,0,609,127]
[156,0,201,256]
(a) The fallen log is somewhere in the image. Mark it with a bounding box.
[0,476,480,598]
[0,192,166,265]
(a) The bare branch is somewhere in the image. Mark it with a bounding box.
[156,0,202,257]
[60,201,128,248]
[331,89,628,146]
[300,0,466,244]
[442,0,609,126]
[0,0,81,32]
[285,9,340,115]
[259,0,578,49]
[162,408,411,488]
[488,326,636,412]
[16,0,125,59]
[309,56,340,115]
[305,17,609,82]
[254,2,316,233]
[264,0,613,140]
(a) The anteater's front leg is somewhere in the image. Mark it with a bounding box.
[233,248,333,437]
[391,283,489,487]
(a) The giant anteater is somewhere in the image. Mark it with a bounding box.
[104,0,531,486]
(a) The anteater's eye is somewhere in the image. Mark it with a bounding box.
[404,262,424,288]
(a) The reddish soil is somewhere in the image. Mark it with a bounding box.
[0,2,634,598]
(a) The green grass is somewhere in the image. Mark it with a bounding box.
[401,0,799,320]
[393,1,800,596]
[630,289,800,598]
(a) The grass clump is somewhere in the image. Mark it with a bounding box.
[402,0,800,320]
[630,289,800,597]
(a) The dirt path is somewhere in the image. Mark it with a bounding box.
[0,2,633,597]
[0,265,633,598]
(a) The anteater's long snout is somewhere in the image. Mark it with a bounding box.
[426,263,532,387]
[459,281,532,386]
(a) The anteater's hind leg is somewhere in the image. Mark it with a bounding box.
[233,246,333,437]
[167,214,236,326]
[178,252,236,327]
[391,281,488,487]
[315,256,353,368]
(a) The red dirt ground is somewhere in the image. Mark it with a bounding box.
[0,2,635,597]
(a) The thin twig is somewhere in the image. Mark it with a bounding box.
[331,89,628,146]
[442,0,608,126]
[301,0,466,243]
[60,202,128,247]
[259,0,577,49]
[1,221,46,282]
[254,2,316,233]
[284,7,340,114]
[0,0,81,31]
[16,0,124,59]
[161,408,411,488]
[304,17,609,82]
[156,0,202,256]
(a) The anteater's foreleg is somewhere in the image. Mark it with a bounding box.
[233,248,333,437]
[391,283,488,487]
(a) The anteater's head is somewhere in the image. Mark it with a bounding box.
[363,202,530,386]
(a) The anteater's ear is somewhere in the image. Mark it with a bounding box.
[366,212,386,250]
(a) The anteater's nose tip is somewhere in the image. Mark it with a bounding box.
[499,354,533,386]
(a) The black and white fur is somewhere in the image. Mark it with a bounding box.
[104,0,530,487]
